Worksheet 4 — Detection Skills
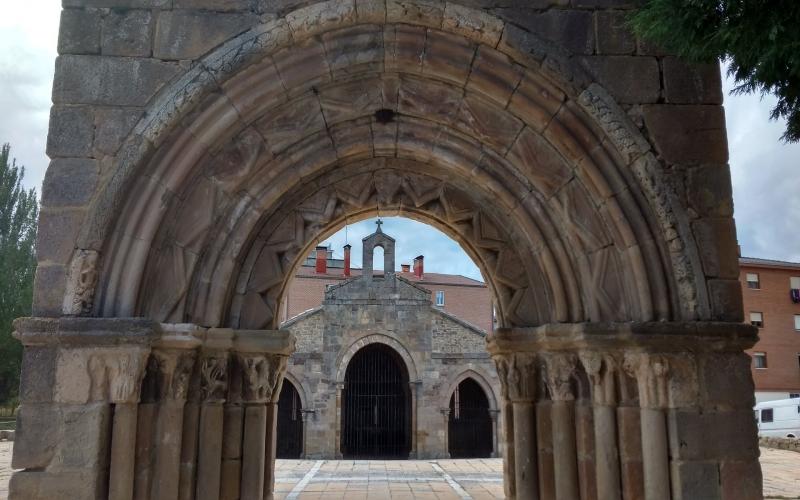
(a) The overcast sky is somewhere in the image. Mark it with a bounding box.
[2,3,798,280]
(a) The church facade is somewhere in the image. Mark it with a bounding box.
[277,224,502,459]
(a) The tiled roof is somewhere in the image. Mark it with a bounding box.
[740,256,800,270]
[294,263,486,287]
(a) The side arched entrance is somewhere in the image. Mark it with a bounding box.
[341,344,411,459]
[276,380,304,459]
[448,378,493,458]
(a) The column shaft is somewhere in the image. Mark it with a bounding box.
[240,404,267,500]
[512,401,539,500]
[220,404,244,500]
[640,408,670,500]
[263,402,278,500]
[196,404,225,500]
[594,405,621,500]
[152,401,187,500]
[551,401,579,500]
[109,403,139,500]
[178,400,201,500]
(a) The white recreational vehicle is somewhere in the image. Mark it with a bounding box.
[754,398,800,438]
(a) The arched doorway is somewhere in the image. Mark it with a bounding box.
[341,344,411,459]
[276,380,303,459]
[448,378,493,458]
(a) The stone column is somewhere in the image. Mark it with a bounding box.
[410,380,421,459]
[334,382,344,459]
[580,352,621,500]
[495,353,538,500]
[489,409,500,458]
[196,329,234,500]
[625,353,670,500]
[441,408,451,458]
[150,332,200,500]
[544,353,580,500]
[106,351,151,500]
[301,410,313,459]
[233,330,293,500]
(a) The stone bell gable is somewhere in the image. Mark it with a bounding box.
[324,273,431,304]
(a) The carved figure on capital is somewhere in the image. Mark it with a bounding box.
[200,354,230,403]
[623,352,669,409]
[87,349,150,403]
[152,349,198,402]
[238,353,287,403]
[543,353,577,401]
[579,351,619,406]
[494,353,537,402]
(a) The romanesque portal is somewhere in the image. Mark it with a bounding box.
[13,1,759,499]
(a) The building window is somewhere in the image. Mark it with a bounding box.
[792,277,800,289]
[435,291,445,306]
[746,273,760,289]
[750,312,764,328]
[761,408,774,423]
[753,352,767,369]
[795,315,800,331]
[789,393,800,399]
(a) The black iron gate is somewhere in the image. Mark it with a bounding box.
[448,378,493,458]
[276,381,303,459]
[342,344,410,459]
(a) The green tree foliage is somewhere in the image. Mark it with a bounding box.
[0,144,38,404]
[631,0,800,142]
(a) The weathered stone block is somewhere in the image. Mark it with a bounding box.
[691,217,740,279]
[667,409,759,461]
[706,278,744,322]
[174,0,256,10]
[686,165,733,218]
[386,0,444,29]
[53,55,180,106]
[58,8,101,55]
[93,107,142,156]
[517,9,595,55]
[32,264,67,317]
[670,461,721,500]
[42,158,99,208]
[642,104,728,165]
[58,403,112,469]
[699,352,755,409]
[321,24,384,78]
[36,210,85,265]
[47,106,94,158]
[154,10,259,60]
[18,346,58,404]
[466,46,523,107]
[595,10,636,55]
[442,3,503,47]
[11,404,60,469]
[422,29,475,86]
[101,9,153,57]
[719,460,763,500]
[663,57,723,104]
[580,56,660,103]
[64,0,168,6]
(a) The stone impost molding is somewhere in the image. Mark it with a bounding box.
[234,330,294,403]
[486,322,758,354]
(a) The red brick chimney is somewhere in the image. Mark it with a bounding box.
[401,264,410,273]
[413,255,424,279]
[315,246,327,274]
[343,244,351,277]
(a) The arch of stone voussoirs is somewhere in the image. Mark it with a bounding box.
[335,333,420,384]
[82,1,708,329]
[444,369,499,412]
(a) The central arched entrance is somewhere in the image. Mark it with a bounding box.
[341,344,411,459]
[448,378,493,458]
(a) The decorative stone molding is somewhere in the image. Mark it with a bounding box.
[623,353,669,409]
[494,353,537,403]
[62,249,99,315]
[199,355,229,403]
[543,353,577,402]
[88,349,150,403]
[152,349,198,402]
[579,352,618,406]
[238,353,286,403]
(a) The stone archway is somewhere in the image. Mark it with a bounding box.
[13,2,758,499]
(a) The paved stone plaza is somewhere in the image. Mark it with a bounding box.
[2,442,798,499]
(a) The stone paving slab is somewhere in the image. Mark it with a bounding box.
[0,442,797,499]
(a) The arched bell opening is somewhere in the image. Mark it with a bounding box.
[276,380,303,459]
[448,378,493,458]
[341,343,411,459]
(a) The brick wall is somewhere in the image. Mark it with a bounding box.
[740,263,800,393]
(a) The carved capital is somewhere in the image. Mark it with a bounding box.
[495,353,537,402]
[623,352,669,408]
[200,354,229,403]
[152,349,197,402]
[87,348,150,403]
[238,353,287,403]
[544,353,577,401]
[579,351,618,406]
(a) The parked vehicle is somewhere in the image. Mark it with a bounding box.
[755,398,800,438]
